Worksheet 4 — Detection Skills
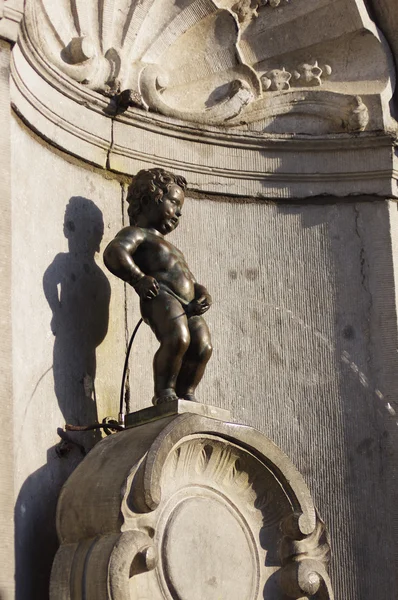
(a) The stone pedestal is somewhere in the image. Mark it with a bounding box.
[50,403,333,600]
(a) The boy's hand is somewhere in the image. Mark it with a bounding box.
[134,276,160,300]
[189,291,212,316]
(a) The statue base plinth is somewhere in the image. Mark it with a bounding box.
[125,399,231,428]
[51,403,334,600]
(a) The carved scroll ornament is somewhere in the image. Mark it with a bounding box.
[50,413,334,600]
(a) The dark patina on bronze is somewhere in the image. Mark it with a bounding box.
[104,168,212,406]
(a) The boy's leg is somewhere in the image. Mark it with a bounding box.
[175,316,212,401]
[141,291,190,403]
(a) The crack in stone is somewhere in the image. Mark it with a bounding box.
[354,203,373,369]
[106,114,115,171]
[354,204,371,299]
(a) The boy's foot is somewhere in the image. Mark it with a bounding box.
[152,390,178,406]
[181,393,198,403]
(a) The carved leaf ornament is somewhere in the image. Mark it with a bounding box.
[21,0,393,130]
[50,414,334,600]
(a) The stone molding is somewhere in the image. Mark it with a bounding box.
[0,0,23,42]
[50,412,334,599]
[11,34,398,198]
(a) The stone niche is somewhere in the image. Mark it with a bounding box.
[5,1,398,599]
[50,405,333,600]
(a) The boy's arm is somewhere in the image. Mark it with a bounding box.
[191,282,212,315]
[103,228,159,299]
[103,228,144,285]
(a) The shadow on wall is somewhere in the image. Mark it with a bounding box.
[43,196,111,430]
[14,446,83,600]
[15,197,111,600]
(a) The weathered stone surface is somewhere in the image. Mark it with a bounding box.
[163,496,255,599]
[123,195,398,599]
[50,411,333,599]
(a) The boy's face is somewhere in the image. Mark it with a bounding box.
[147,184,185,235]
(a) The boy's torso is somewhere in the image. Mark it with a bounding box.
[135,230,195,302]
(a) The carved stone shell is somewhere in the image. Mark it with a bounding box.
[23,0,393,129]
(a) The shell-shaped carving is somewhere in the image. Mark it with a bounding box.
[25,0,261,124]
[23,0,393,128]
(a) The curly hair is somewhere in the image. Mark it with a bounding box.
[127,168,187,226]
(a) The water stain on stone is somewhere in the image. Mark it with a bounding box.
[268,343,284,366]
[356,437,375,458]
[343,325,355,340]
[252,309,261,322]
[246,269,258,281]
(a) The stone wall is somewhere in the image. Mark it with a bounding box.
[133,194,398,598]
[11,118,126,599]
[10,112,398,598]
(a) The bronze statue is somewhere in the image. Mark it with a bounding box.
[104,168,212,405]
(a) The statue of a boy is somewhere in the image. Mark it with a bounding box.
[104,168,212,405]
